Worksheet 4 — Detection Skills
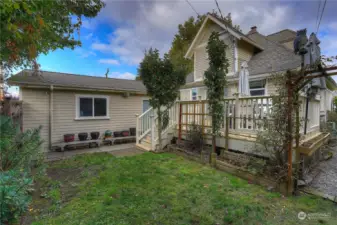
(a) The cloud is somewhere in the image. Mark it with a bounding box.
[89,0,337,66]
[98,58,120,65]
[84,33,93,40]
[109,72,136,80]
[82,19,97,30]
[75,48,96,58]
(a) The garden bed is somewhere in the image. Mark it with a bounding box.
[168,144,286,194]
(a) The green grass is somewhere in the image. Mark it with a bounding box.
[30,152,336,225]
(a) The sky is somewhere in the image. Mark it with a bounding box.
[8,0,337,95]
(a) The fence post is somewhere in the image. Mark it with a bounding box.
[135,114,139,144]
[224,103,229,154]
[178,103,182,141]
[150,113,156,151]
[234,93,240,129]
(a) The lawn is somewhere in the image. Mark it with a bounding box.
[26,152,336,225]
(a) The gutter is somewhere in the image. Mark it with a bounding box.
[7,82,147,95]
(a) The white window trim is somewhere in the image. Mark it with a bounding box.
[249,79,268,96]
[75,94,110,120]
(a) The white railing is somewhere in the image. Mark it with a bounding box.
[136,107,153,143]
[136,103,178,150]
[235,96,273,131]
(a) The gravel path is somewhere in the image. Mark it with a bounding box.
[308,143,337,197]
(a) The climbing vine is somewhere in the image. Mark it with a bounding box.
[204,32,229,152]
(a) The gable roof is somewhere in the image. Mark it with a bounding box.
[7,70,147,94]
[246,32,301,75]
[266,29,297,43]
[185,13,264,58]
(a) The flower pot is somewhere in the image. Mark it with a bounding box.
[78,132,88,141]
[129,128,136,136]
[113,131,122,137]
[64,134,75,142]
[104,130,113,138]
[90,132,100,140]
[121,130,129,137]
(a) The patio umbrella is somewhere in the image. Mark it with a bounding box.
[239,61,250,96]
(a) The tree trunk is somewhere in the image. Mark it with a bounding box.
[157,109,162,151]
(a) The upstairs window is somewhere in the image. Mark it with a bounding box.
[76,95,109,119]
[249,80,266,96]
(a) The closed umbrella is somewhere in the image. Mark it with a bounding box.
[239,61,250,96]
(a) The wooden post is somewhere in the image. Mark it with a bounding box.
[286,72,294,195]
[234,94,239,130]
[178,103,182,141]
[135,114,139,144]
[150,114,156,151]
[224,103,229,156]
[201,102,205,136]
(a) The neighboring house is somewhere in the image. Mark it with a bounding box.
[8,70,149,152]
[180,13,336,121]
[136,13,336,157]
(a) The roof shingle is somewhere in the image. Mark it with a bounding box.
[8,70,147,93]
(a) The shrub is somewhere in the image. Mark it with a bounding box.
[186,124,204,153]
[0,170,33,224]
[0,116,44,224]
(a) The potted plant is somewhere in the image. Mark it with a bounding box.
[64,134,75,142]
[78,132,88,141]
[90,131,100,140]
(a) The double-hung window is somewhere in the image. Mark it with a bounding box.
[76,95,109,119]
[249,80,266,96]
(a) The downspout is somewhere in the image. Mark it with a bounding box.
[304,97,309,135]
[49,85,53,150]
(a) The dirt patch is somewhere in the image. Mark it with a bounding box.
[109,148,144,157]
[21,165,101,225]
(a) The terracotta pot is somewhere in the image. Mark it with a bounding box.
[78,132,88,141]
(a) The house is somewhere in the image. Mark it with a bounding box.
[8,70,149,152]
[136,13,336,157]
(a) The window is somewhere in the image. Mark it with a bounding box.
[191,88,197,100]
[249,80,266,96]
[143,100,150,113]
[76,95,109,119]
[224,87,228,97]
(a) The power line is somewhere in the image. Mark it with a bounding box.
[315,0,322,29]
[214,0,224,19]
[185,0,200,17]
[316,0,327,33]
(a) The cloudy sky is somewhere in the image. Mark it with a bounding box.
[35,0,337,80]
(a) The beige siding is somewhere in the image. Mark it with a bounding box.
[197,23,223,46]
[266,78,278,95]
[283,41,293,50]
[180,89,191,101]
[237,40,254,71]
[193,21,234,81]
[21,88,50,152]
[227,82,238,97]
[194,46,208,80]
[22,88,147,151]
[51,90,147,143]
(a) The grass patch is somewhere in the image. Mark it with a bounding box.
[27,152,336,225]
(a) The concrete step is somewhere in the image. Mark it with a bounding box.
[136,143,152,151]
